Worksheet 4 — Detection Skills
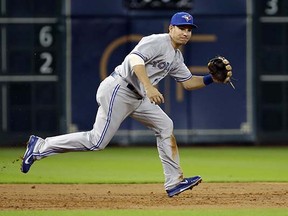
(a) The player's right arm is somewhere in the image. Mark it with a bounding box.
[128,54,164,104]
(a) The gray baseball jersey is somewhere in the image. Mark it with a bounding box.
[115,33,192,97]
[31,33,193,190]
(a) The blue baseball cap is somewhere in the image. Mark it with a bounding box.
[170,12,198,28]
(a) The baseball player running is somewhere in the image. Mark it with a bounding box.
[21,12,232,197]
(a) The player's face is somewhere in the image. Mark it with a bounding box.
[169,25,192,48]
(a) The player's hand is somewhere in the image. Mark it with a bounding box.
[208,56,235,89]
[223,71,233,83]
[145,85,164,105]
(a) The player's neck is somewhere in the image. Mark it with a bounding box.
[169,36,181,50]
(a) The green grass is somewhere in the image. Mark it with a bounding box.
[1,146,288,216]
[0,146,288,183]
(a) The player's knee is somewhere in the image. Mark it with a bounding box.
[94,144,106,151]
[87,130,108,150]
[89,142,107,151]
[160,118,174,137]
[167,118,174,132]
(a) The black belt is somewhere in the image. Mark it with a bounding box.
[110,72,142,99]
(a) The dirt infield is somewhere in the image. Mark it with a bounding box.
[1,183,288,210]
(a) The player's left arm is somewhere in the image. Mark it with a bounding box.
[180,72,232,91]
[181,55,233,91]
[180,75,207,90]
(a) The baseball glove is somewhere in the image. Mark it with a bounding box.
[207,56,232,82]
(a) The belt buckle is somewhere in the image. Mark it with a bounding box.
[127,84,142,100]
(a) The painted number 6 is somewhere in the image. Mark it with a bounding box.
[39,26,53,47]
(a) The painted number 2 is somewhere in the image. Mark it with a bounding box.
[40,53,53,74]
[265,0,278,15]
[39,26,53,74]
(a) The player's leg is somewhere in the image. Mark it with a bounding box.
[22,76,140,173]
[131,99,202,197]
[130,98,183,190]
[35,77,142,157]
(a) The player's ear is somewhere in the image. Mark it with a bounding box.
[168,25,174,32]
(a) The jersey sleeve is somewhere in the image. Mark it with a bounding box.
[130,35,160,62]
[169,52,192,82]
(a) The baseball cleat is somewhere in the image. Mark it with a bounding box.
[166,175,202,197]
[21,135,39,173]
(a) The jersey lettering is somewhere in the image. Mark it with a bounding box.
[149,60,172,72]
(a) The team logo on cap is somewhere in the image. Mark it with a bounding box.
[182,14,192,22]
